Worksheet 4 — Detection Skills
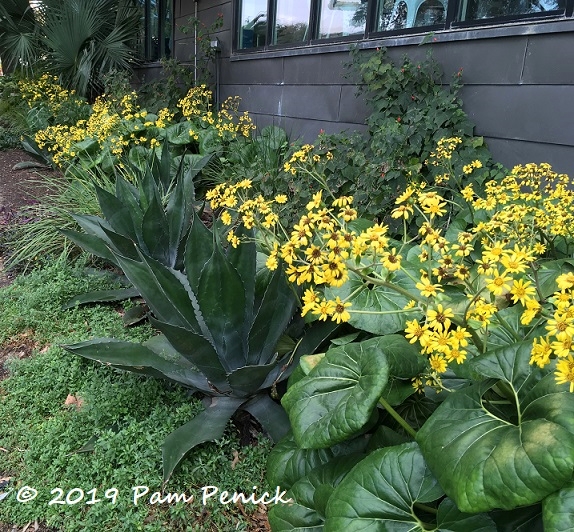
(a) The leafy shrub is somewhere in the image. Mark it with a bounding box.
[210,141,574,530]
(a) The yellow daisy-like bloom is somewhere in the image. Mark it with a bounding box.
[404,319,430,344]
[382,249,402,272]
[555,355,574,392]
[429,354,448,373]
[510,279,536,305]
[331,297,351,324]
[529,336,553,368]
[395,186,416,204]
[486,269,513,296]
[557,272,574,290]
[332,196,353,208]
[220,210,232,226]
[445,347,467,364]
[426,304,455,332]
[301,288,320,317]
[391,204,414,219]
[415,277,443,298]
[306,191,323,211]
[274,194,288,204]
[266,253,278,271]
[315,299,335,321]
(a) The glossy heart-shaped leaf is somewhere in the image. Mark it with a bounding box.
[268,455,364,532]
[282,337,390,449]
[324,442,444,531]
[417,379,574,512]
[542,480,574,532]
[326,270,420,335]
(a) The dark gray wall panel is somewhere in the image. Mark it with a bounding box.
[485,137,574,175]
[280,85,342,121]
[282,52,355,86]
[338,85,369,125]
[220,57,285,85]
[461,85,574,146]
[224,84,284,115]
[431,38,527,85]
[279,117,367,141]
[522,33,574,85]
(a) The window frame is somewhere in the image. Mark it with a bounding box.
[233,0,574,52]
[137,0,174,62]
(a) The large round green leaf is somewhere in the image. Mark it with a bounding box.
[417,379,574,513]
[268,455,364,532]
[326,270,421,335]
[543,481,574,532]
[324,442,444,531]
[266,434,338,490]
[281,337,390,449]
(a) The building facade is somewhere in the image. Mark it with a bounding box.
[164,0,574,172]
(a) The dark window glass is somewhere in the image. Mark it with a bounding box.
[376,0,445,31]
[318,0,367,39]
[238,0,268,48]
[134,0,172,61]
[273,0,312,45]
[457,0,564,21]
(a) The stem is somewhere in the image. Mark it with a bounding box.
[493,311,521,342]
[413,502,438,516]
[378,396,417,438]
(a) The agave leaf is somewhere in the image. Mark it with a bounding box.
[227,361,283,397]
[63,338,210,391]
[115,176,143,242]
[94,184,138,241]
[248,266,297,365]
[162,396,244,483]
[227,226,257,323]
[114,251,203,331]
[150,317,229,392]
[61,287,140,309]
[184,212,215,292]
[242,394,290,442]
[197,244,247,369]
[165,176,188,267]
[141,191,170,264]
[60,228,117,264]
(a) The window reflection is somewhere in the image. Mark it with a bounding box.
[457,0,562,20]
[239,0,268,48]
[318,0,367,39]
[377,0,446,30]
[273,0,311,44]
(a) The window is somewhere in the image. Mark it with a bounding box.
[135,0,172,61]
[235,0,571,50]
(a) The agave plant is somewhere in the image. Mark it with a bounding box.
[62,151,336,482]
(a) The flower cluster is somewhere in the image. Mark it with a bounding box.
[19,74,82,115]
[207,138,574,394]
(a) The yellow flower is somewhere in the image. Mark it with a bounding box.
[426,304,454,332]
[415,277,443,298]
[274,194,288,204]
[221,210,232,226]
[331,297,351,324]
[555,355,574,392]
[486,269,512,296]
[429,354,448,373]
[510,279,536,305]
